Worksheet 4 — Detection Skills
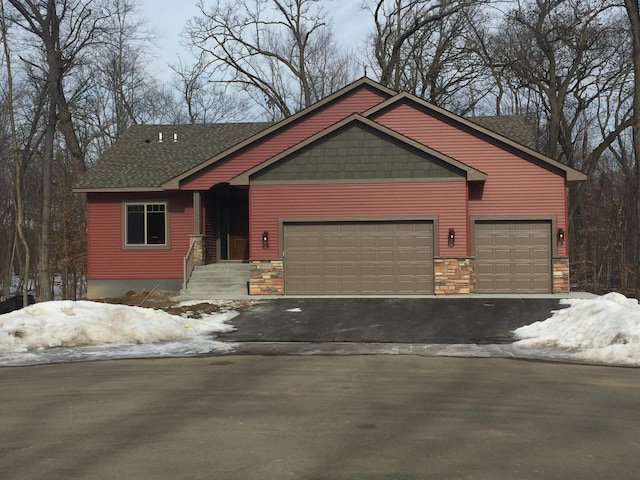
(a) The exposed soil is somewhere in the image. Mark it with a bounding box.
[93,289,254,319]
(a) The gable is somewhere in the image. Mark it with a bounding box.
[169,79,395,190]
[364,93,587,183]
[232,115,487,185]
[252,124,464,183]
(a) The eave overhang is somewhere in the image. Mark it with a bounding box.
[73,187,164,194]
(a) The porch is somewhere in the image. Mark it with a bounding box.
[182,184,251,297]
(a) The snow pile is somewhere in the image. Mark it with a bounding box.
[514,292,640,365]
[0,300,237,359]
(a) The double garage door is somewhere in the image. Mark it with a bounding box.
[284,221,434,295]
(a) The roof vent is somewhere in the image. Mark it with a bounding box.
[158,132,163,143]
[173,133,178,143]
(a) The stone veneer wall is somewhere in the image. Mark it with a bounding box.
[189,235,205,266]
[248,257,566,295]
[553,257,570,294]
[434,258,475,295]
[250,260,284,295]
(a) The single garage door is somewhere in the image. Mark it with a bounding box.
[284,221,434,294]
[475,220,552,293]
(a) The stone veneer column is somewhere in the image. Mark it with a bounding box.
[250,260,284,295]
[434,258,475,295]
[189,235,205,266]
[553,257,570,293]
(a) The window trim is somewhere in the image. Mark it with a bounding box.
[121,201,171,250]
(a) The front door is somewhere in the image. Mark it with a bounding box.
[227,193,249,260]
[213,185,249,261]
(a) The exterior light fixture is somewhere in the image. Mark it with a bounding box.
[448,228,455,247]
[262,231,269,249]
[557,228,565,246]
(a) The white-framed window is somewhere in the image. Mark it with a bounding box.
[124,202,168,246]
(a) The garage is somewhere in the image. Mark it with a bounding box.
[283,221,434,295]
[474,220,552,293]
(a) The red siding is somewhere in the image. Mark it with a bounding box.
[373,103,569,256]
[181,87,388,190]
[249,182,468,258]
[87,191,193,280]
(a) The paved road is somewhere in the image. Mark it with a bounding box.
[1,356,639,479]
[222,298,566,343]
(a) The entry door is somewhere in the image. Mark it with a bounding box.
[227,194,249,260]
[216,187,249,261]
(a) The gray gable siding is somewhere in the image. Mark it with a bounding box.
[253,124,464,182]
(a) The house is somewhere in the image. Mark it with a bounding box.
[74,78,586,298]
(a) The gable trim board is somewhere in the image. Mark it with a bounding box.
[78,77,585,298]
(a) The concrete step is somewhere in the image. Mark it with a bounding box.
[193,263,249,271]
[181,262,250,300]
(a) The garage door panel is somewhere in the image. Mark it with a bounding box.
[414,251,433,262]
[285,221,433,294]
[475,221,551,293]
[532,249,550,260]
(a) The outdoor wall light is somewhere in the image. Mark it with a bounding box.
[557,228,565,246]
[262,231,269,249]
[448,228,455,247]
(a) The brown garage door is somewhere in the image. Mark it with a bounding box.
[475,221,552,293]
[284,221,434,294]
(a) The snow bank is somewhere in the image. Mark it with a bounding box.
[514,292,640,365]
[0,300,236,355]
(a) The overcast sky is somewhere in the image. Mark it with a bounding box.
[138,0,371,81]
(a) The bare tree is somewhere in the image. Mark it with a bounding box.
[490,0,628,166]
[99,0,152,138]
[171,52,250,124]
[186,0,356,119]
[624,0,640,297]
[1,0,30,305]
[368,0,485,101]
[6,0,107,299]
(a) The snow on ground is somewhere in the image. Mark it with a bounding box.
[2,293,640,367]
[513,292,640,366]
[0,300,238,366]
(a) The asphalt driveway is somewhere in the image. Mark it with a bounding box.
[220,297,567,344]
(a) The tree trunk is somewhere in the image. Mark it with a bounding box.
[1,0,31,305]
[625,0,640,299]
[39,92,56,301]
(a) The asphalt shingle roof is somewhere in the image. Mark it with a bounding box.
[75,123,271,190]
[470,116,536,150]
[76,116,536,191]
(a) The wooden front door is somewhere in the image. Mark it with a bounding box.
[227,193,249,260]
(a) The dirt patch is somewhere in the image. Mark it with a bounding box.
[93,289,254,319]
